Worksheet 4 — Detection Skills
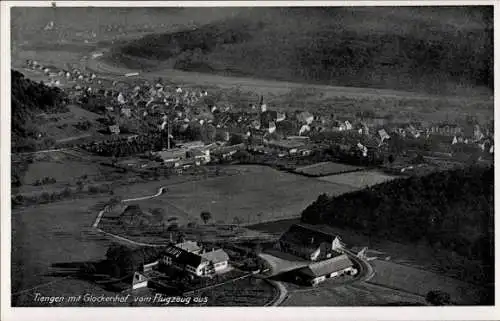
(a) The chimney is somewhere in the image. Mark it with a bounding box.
[167,119,171,149]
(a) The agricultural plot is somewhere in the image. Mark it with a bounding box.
[195,277,276,306]
[18,156,119,196]
[368,260,489,305]
[11,197,113,306]
[282,280,426,306]
[295,162,364,177]
[157,165,357,225]
[317,170,400,189]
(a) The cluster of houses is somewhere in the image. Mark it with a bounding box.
[24,59,100,89]
[132,240,230,290]
[25,58,493,167]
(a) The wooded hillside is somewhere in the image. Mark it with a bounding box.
[301,165,494,285]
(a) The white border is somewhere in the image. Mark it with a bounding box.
[1,2,498,321]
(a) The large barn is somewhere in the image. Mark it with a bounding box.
[278,224,345,261]
[295,253,357,286]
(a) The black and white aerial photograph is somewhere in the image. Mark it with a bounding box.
[3,1,496,316]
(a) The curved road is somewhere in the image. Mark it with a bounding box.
[85,52,466,102]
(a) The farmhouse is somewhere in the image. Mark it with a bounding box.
[295,253,357,286]
[200,249,230,272]
[160,245,215,277]
[279,224,345,261]
[159,244,230,277]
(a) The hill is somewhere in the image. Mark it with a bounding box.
[112,7,493,96]
[11,70,69,152]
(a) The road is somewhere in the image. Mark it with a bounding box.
[85,52,473,102]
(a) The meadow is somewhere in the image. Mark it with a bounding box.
[368,260,489,305]
[11,197,113,306]
[295,162,364,177]
[282,280,426,306]
[317,170,401,189]
[153,165,358,225]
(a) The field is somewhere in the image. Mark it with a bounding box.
[15,151,121,196]
[282,280,426,306]
[368,260,489,305]
[295,162,364,177]
[135,165,358,225]
[11,197,113,306]
[317,170,401,189]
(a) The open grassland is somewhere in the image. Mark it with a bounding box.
[282,280,426,306]
[153,165,357,225]
[195,277,276,306]
[295,162,364,177]
[11,198,113,306]
[317,170,401,189]
[368,260,489,305]
[17,155,121,196]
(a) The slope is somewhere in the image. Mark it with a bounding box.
[113,7,493,96]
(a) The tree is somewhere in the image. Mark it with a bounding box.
[232,216,242,226]
[426,290,451,306]
[200,211,212,224]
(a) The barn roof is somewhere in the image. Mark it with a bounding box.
[297,254,353,278]
[280,224,337,247]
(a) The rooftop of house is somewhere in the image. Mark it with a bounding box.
[200,249,230,264]
[297,254,353,278]
[175,241,202,253]
[162,245,206,268]
[154,149,186,159]
[267,139,306,149]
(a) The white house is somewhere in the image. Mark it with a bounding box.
[132,272,148,290]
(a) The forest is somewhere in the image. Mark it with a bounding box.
[11,70,68,152]
[301,165,494,284]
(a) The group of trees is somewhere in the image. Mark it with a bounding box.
[301,165,494,284]
[11,183,114,207]
[11,70,68,152]
[105,244,166,278]
[82,133,172,157]
[33,176,57,186]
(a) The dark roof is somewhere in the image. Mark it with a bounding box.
[280,224,337,248]
[297,254,353,278]
[162,245,206,267]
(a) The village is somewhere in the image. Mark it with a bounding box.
[23,58,495,178]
